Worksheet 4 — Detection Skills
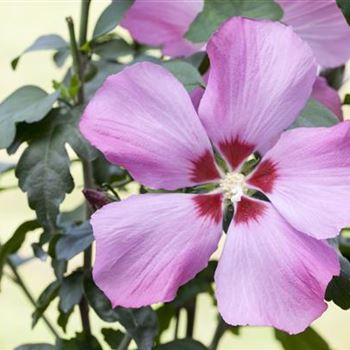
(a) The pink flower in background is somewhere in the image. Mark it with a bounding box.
[121,0,203,57]
[80,18,350,334]
[277,0,350,68]
[312,76,343,121]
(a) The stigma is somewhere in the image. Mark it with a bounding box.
[220,172,247,203]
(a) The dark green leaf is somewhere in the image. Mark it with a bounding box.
[0,86,59,149]
[55,333,102,350]
[337,0,350,25]
[15,108,96,230]
[320,65,345,90]
[53,48,70,67]
[186,0,283,43]
[85,276,158,350]
[326,254,350,309]
[58,270,84,313]
[116,307,159,350]
[32,242,48,261]
[60,107,98,161]
[291,98,339,129]
[0,220,40,284]
[155,339,208,350]
[52,259,67,281]
[93,0,134,39]
[155,304,175,342]
[92,152,127,186]
[162,61,204,92]
[101,328,125,349]
[173,260,217,308]
[84,275,120,322]
[15,344,55,350]
[85,61,124,99]
[32,280,61,327]
[56,221,93,261]
[94,38,134,60]
[156,261,217,339]
[15,111,73,230]
[12,34,68,69]
[0,162,15,174]
[57,307,73,332]
[58,204,85,227]
[275,327,330,350]
[344,94,350,105]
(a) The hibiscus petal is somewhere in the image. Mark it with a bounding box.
[199,17,316,169]
[278,0,350,68]
[312,76,343,120]
[248,122,350,239]
[121,0,204,57]
[91,193,223,307]
[215,197,339,334]
[80,62,220,190]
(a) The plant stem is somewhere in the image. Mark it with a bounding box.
[6,257,59,338]
[209,316,227,350]
[118,333,132,350]
[66,4,94,336]
[79,0,91,46]
[66,16,84,104]
[174,307,180,339]
[185,297,197,338]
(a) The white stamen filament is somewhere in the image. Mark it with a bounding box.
[220,172,247,203]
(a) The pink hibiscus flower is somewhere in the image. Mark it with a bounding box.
[80,18,348,334]
[121,0,350,68]
[277,0,350,68]
[121,0,203,57]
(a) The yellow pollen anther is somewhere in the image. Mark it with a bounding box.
[220,172,247,203]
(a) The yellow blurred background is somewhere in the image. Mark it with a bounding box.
[1,1,350,349]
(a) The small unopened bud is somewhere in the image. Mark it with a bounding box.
[83,188,114,211]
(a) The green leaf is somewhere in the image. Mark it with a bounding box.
[15,108,96,230]
[56,221,93,261]
[94,38,134,60]
[93,0,134,39]
[275,327,330,350]
[321,66,345,90]
[85,61,124,99]
[162,61,204,92]
[15,111,74,230]
[344,94,350,105]
[53,48,70,67]
[57,307,74,332]
[58,270,84,313]
[101,328,125,349]
[0,220,40,285]
[291,98,339,129]
[186,0,283,43]
[58,107,98,161]
[0,86,59,149]
[15,344,55,350]
[174,261,217,308]
[337,0,350,25]
[84,275,120,322]
[12,34,68,69]
[326,254,350,309]
[0,162,15,174]
[32,280,61,327]
[117,307,159,350]
[155,339,208,350]
[156,261,217,339]
[55,333,102,350]
[85,276,158,350]
[58,204,86,227]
